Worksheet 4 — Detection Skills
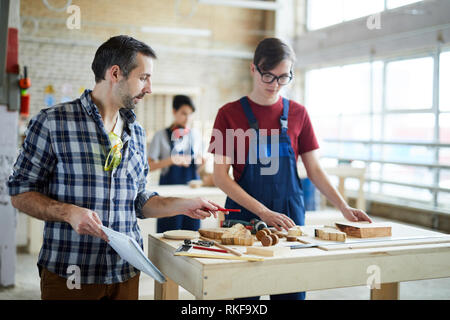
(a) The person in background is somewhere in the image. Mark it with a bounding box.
[148,95,205,233]
[208,37,372,300]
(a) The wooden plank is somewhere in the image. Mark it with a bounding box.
[335,222,392,238]
[314,227,347,242]
[154,277,179,300]
[371,282,399,300]
[319,236,450,251]
[174,251,264,262]
[163,230,199,240]
[246,246,290,257]
[201,244,450,299]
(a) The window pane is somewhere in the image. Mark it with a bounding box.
[440,170,450,189]
[387,0,422,9]
[310,116,340,140]
[321,142,370,160]
[368,163,382,182]
[440,148,450,167]
[305,66,343,116]
[381,184,432,202]
[385,57,433,110]
[384,114,435,142]
[307,0,344,30]
[438,192,450,210]
[321,141,340,158]
[340,115,371,140]
[343,0,384,21]
[440,114,450,143]
[382,164,433,185]
[372,115,382,140]
[382,145,434,164]
[372,61,383,113]
[370,182,381,193]
[372,145,383,160]
[341,63,371,114]
[440,51,450,111]
[339,142,371,159]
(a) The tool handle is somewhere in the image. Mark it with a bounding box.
[216,208,241,212]
[199,236,242,256]
[193,246,227,253]
[175,251,263,262]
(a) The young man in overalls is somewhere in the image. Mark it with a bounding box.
[209,38,372,300]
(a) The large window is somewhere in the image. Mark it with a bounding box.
[305,51,450,211]
[307,0,423,31]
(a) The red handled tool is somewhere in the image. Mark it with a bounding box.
[193,246,228,253]
[216,208,241,212]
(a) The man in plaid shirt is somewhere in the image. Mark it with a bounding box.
[8,35,221,300]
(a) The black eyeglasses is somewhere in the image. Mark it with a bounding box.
[255,64,293,85]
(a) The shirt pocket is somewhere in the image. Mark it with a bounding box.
[125,143,146,184]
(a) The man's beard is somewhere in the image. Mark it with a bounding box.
[121,92,145,110]
[118,80,145,110]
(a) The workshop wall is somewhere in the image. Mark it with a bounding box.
[19,0,269,143]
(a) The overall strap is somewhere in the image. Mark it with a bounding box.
[165,127,175,150]
[280,98,289,133]
[239,97,259,130]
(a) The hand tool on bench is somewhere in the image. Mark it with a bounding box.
[289,243,320,249]
[216,208,241,212]
[184,239,214,247]
[175,251,264,262]
[199,236,243,256]
[193,246,228,253]
[174,243,262,261]
[221,218,268,234]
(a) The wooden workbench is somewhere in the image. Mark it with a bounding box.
[148,222,450,300]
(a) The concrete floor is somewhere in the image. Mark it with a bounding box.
[0,252,449,300]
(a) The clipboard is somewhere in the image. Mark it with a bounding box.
[102,226,166,283]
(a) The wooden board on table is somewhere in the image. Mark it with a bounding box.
[314,227,347,242]
[163,230,199,240]
[335,222,392,238]
[246,245,291,257]
[288,223,450,251]
[318,236,450,251]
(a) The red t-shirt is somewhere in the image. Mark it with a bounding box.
[208,96,320,181]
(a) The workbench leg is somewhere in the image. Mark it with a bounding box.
[370,282,400,300]
[154,277,179,300]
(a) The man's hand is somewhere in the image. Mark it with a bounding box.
[66,206,109,242]
[341,206,373,223]
[258,209,296,231]
[181,198,224,220]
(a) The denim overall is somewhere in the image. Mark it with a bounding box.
[224,96,306,300]
[157,128,200,233]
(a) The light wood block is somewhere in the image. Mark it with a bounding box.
[163,230,199,240]
[335,222,392,238]
[154,277,179,300]
[370,282,399,300]
[246,245,291,257]
[314,227,347,242]
[199,224,254,246]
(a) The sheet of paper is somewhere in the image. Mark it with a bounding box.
[102,226,166,283]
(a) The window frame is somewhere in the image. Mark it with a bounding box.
[303,46,450,212]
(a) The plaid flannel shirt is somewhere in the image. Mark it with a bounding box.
[8,89,158,284]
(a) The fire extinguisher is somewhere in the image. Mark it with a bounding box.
[18,66,31,117]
